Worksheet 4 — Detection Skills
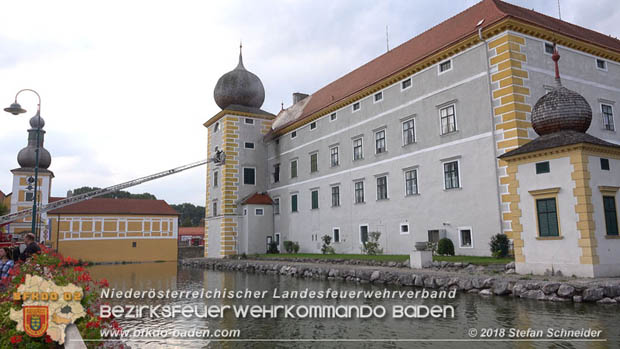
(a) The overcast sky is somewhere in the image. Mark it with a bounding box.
[1,0,619,206]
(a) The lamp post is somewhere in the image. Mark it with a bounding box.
[4,89,42,239]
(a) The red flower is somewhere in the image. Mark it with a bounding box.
[10,335,22,344]
[44,335,53,343]
[99,278,109,288]
[73,266,85,272]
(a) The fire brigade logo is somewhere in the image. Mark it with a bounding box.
[23,306,49,337]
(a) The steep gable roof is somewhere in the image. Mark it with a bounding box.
[48,198,179,216]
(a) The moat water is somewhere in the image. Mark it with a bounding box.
[89,262,619,348]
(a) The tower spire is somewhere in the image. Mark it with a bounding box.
[236,41,245,69]
[552,43,561,87]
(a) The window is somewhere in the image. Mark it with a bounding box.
[310,153,318,173]
[311,190,319,209]
[291,194,298,212]
[354,181,365,203]
[255,208,264,216]
[274,198,280,215]
[537,198,559,237]
[25,192,34,201]
[132,242,137,248]
[213,171,219,187]
[400,223,409,235]
[290,159,298,178]
[405,169,418,196]
[376,176,388,200]
[375,130,386,154]
[352,102,360,112]
[596,58,607,71]
[443,160,460,189]
[601,158,610,171]
[353,138,363,160]
[359,225,369,244]
[243,208,248,216]
[536,161,550,174]
[244,118,254,125]
[402,119,415,145]
[374,91,383,103]
[273,164,280,183]
[333,228,340,243]
[291,131,297,139]
[243,167,256,185]
[459,228,473,248]
[310,122,317,130]
[331,186,340,207]
[275,138,280,145]
[401,78,411,90]
[275,233,281,251]
[214,122,219,132]
[244,142,255,149]
[212,202,218,217]
[544,42,554,54]
[330,146,339,167]
[604,196,618,236]
[440,105,457,134]
[439,60,452,73]
[602,104,615,131]
[330,113,337,121]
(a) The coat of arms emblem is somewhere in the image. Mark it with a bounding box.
[23,306,49,337]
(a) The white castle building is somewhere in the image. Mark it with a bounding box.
[203,0,620,275]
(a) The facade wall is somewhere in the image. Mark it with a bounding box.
[58,239,177,263]
[9,171,53,236]
[239,204,273,254]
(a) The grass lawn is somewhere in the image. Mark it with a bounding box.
[257,253,513,265]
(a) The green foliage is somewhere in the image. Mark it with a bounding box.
[437,238,455,256]
[361,231,383,255]
[489,233,510,258]
[283,241,294,253]
[72,186,157,200]
[170,203,206,227]
[0,203,8,216]
[320,235,335,254]
[267,241,280,254]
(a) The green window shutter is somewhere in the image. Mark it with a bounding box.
[537,198,559,237]
[291,195,298,212]
[604,196,619,236]
[311,190,319,209]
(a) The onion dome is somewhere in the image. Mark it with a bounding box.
[17,114,51,169]
[213,45,265,110]
[531,47,592,136]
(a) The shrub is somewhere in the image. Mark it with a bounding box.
[292,241,300,253]
[321,235,335,254]
[267,241,279,254]
[361,231,383,255]
[437,238,455,256]
[489,233,510,258]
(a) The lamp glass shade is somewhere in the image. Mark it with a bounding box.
[4,102,27,115]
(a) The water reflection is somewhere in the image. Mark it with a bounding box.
[88,263,617,349]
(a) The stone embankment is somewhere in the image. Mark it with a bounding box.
[180,258,620,305]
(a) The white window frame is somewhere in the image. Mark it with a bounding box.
[329,112,337,122]
[290,159,298,179]
[331,184,340,207]
[310,121,317,131]
[401,117,416,146]
[310,188,319,210]
[291,130,297,139]
[274,232,281,251]
[352,137,364,161]
[400,222,410,235]
[352,102,361,113]
[373,91,383,103]
[438,59,452,75]
[213,170,219,187]
[375,174,389,201]
[329,145,339,167]
[332,227,341,243]
[438,103,458,135]
[359,224,369,244]
[290,193,299,213]
[243,166,256,186]
[403,167,419,196]
[243,208,248,216]
[595,58,608,72]
[255,208,264,216]
[401,77,412,91]
[543,42,554,55]
[442,158,462,190]
[310,151,319,173]
[354,180,365,204]
[458,226,474,248]
[273,197,280,215]
[600,102,616,131]
[374,128,387,154]
[212,200,218,217]
[244,118,255,125]
[244,142,255,150]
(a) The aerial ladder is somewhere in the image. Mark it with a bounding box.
[0,150,225,229]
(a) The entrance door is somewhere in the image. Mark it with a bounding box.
[275,233,281,252]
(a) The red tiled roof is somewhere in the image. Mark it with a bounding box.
[179,227,204,236]
[50,197,64,202]
[48,198,179,216]
[241,193,273,205]
[273,0,620,132]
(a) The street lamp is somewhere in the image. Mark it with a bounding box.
[4,89,43,239]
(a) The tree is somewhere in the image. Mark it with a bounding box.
[170,203,205,227]
[71,186,157,200]
[0,203,7,216]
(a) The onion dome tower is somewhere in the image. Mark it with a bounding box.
[213,44,265,110]
[17,114,52,169]
[530,46,592,136]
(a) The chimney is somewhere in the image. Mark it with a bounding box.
[66,190,73,198]
[292,92,309,104]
